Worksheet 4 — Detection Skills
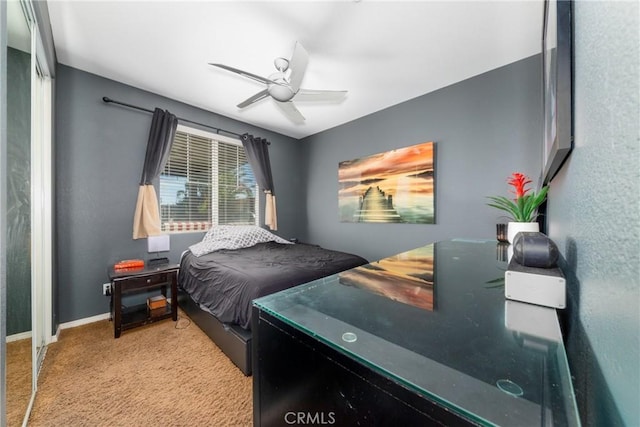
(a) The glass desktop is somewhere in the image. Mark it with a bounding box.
[254,239,580,426]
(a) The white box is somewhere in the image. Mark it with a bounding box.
[148,234,170,253]
[504,260,566,309]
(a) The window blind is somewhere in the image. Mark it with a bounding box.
[160,128,258,232]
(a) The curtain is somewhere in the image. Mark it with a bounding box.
[132,108,178,239]
[240,133,278,230]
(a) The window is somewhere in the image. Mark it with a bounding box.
[160,125,258,233]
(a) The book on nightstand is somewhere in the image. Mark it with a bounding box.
[147,295,167,317]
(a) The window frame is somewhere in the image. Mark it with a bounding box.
[159,124,259,234]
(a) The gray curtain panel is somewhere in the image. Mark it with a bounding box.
[240,133,278,230]
[133,108,178,239]
[141,108,178,184]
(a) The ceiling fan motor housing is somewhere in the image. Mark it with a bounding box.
[267,72,295,102]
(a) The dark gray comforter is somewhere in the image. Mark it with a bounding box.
[178,242,367,329]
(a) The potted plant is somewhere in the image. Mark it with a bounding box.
[487,172,548,243]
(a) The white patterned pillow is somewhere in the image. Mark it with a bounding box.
[189,225,292,257]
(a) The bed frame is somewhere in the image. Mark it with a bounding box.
[178,288,253,376]
[176,241,368,376]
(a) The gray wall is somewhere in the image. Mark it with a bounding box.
[547,1,639,425]
[300,55,543,262]
[55,65,302,324]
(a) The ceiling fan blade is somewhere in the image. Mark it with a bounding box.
[274,100,305,124]
[237,89,270,109]
[209,63,275,85]
[294,89,348,102]
[287,42,309,93]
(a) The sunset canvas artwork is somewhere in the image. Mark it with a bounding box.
[338,244,435,311]
[338,141,435,224]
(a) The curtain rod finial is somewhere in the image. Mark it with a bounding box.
[102,96,111,103]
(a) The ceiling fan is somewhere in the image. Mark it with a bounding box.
[209,42,347,124]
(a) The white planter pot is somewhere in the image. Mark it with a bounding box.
[507,222,540,244]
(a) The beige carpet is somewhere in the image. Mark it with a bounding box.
[6,337,33,427]
[27,312,252,426]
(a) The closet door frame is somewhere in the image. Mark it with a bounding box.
[26,0,54,384]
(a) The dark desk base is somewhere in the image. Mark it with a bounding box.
[252,308,476,427]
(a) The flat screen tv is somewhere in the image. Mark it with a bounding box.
[542,0,573,184]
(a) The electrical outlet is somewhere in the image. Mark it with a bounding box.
[103,283,111,296]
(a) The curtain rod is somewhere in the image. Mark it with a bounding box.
[102,96,266,142]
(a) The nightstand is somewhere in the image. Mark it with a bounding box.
[108,263,179,338]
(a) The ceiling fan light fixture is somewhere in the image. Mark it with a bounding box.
[274,57,289,72]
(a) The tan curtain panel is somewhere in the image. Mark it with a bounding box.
[132,108,178,239]
[132,185,162,238]
[265,192,277,231]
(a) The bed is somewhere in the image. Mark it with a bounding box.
[177,226,368,375]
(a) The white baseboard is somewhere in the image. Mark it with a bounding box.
[60,312,110,329]
[51,312,111,343]
[6,330,32,343]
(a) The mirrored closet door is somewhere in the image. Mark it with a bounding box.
[6,1,33,425]
[4,0,53,425]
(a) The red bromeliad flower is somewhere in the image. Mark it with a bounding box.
[507,173,532,199]
[487,172,548,222]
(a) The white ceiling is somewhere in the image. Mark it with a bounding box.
[46,1,544,139]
